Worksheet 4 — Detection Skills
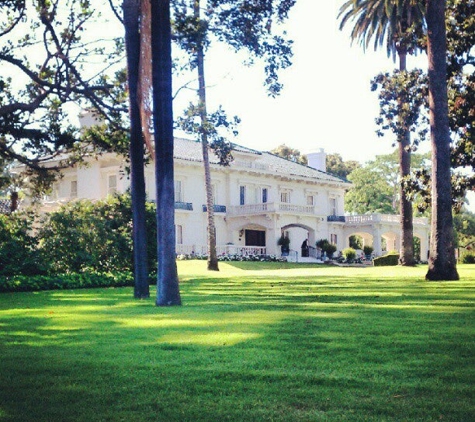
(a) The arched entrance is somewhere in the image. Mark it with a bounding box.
[280,223,316,258]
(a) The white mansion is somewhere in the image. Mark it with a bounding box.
[37,135,430,261]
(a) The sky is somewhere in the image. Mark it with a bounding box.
[173,0,430,164]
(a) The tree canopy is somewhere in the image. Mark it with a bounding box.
[0,0,127,188]
[270,144,307,165]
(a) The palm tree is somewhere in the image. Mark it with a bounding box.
[338,0,425,266]
[425,0,458,280]
[194,0,220,271]
[122,0,150,299]
[151,0,182,305]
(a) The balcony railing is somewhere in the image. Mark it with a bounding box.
[176,244,267,256]
[327,215,346,222]
[174,201,193,211]
[345,214,428,226]
[227,202,316,216]
[202,204,227,213]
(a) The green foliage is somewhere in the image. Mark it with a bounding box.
[277,234,290,247]
[325,153,360,179]
[345,166,395,214]
[342,247,356,261]
[345,151,430,215]
[316,239,337,258]
[270,144,307,165]
[373,253,399,266]
[363,245,374,256]
[372,69,429,149]
[37,194,157,274]
[459,251,475,264]
[0,272,137,293]
[0,211,47,276]
[0,1,127,193]
[349,235,363,249]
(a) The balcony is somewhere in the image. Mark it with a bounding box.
[345,214,428,226]
[174,201,193,211]
[227,202,316,217]
[327,215,346,222]
[202,204,227,213]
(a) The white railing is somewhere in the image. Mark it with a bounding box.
[176,244,267,256]
[227,202,316,216]
[345,214,428,226]
[278,203,315,214]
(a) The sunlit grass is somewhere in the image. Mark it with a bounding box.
[0,262,474,421]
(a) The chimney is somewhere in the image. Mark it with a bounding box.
[307,148,326,172]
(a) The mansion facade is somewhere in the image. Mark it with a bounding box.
[35,136,430,261]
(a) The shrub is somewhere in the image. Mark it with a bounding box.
[460,251,475,264]
[0,211,48,276]
[363,245,374,256]
[373,253,399,266]
[37,193,157,274]
[342,247,356,261]
[0,272,138,293]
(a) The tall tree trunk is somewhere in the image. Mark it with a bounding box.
[123,0,150,298]
[425,0,459,280]
[194,0,219,271]
[397,50,415,266]
[151,0,182,304]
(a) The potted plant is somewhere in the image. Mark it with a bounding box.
[342,247,356,262]
[363,245,374,260]
[278,234,290,256]
[323,243,337,259]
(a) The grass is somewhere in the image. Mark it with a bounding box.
[0,262,474,422]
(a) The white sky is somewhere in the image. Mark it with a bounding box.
[173,0,430,164]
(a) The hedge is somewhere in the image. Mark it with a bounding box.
[373,253,399,266]
[0,272,140,293]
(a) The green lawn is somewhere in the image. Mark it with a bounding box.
[0,262,474,422]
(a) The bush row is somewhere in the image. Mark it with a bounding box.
[460,251,475,264]
[0,194,157,277]
[0,272,140,293]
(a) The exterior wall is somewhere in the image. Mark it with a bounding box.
[35,145,429,260]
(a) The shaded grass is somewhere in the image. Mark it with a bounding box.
[0,262,474,421]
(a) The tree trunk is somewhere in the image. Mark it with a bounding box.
[151,0,182,304]
[397,50,415,266]
[194,0,219,271]
[425,0,459,280]
[9,190,18,212]
[123,0,150,298]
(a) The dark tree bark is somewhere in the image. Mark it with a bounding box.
[425,0,459,281]
[151,0,182,305]
[123,0,150,298]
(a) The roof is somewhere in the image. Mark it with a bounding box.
[173,138,349,185]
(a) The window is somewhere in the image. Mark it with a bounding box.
[70,180,78,198]
[330,197,337,216]
[262,188,268,203]
[330,234,337,245]
[108,175,117,195]
[240,185,246,205]
[176,225,183,244]
[175,180,183,202]
[245,230,266,247]
[280,191,290,203]
[306,195,314,206]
